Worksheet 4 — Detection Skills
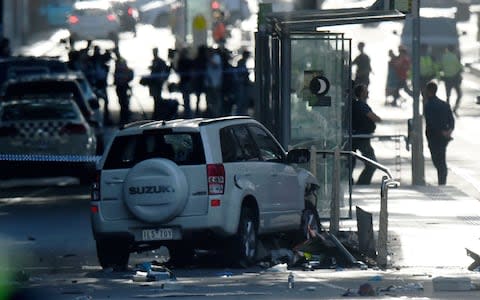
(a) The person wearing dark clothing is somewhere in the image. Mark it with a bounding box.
[191,45,208,116]
[423,81,455,185]
[235,49,251,115]
[351,84,382,185]
[352,42,372,87]
[114,55,134,126]
[91,46,112,124]
[175,48,193,118]
[148,48,170,120]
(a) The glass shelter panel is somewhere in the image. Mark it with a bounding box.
[288,34,352,218]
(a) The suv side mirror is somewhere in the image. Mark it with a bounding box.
[287,149,310,164]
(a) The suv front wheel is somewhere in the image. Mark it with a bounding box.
[228,207,258,267]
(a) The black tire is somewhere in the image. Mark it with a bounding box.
[166,242,195,268]
[228,207,258,267]
[96,239,130,271]
[300,202,321,241]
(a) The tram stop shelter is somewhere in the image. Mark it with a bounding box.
[254,5,406,219]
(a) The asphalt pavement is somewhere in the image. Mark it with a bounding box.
[10,28,480,298]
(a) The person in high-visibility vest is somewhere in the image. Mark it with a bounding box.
[419,45,438,92]
[440,45,463,114]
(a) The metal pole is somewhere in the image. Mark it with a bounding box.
[330,147,340,235]
[411,0,425,185]
[377,176,389,268]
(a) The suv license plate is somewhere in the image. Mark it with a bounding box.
[142,228,173,241]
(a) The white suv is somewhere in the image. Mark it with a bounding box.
[91,116,320,269]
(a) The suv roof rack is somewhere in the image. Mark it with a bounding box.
[198,116,252,126]
[121,120,156,129]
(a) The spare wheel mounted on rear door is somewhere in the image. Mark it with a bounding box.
[123,158,188,223]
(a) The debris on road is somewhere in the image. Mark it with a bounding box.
[132,261,176,282]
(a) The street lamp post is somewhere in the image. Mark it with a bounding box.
[411,0,425,185]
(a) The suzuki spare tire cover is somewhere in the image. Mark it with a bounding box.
[123,158,188,223]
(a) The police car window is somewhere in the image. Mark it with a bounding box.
[232,126,259,161]
[1,101,78,121]
[248,125,285,162]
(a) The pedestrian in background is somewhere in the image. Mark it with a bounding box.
[113,50,134,126]
[91,45,112,125]
[440,45,463,115]
[351,84,382,185]
[385,49,399,104]
[352,42,372,88]
[148,47,170,120]
[423,81,455,186]
[419,45,438,91]
[175,47,193,118]
[191,45,208,116]
[392,45,413,106]
[235,49,251,115]
[204,49,223,117]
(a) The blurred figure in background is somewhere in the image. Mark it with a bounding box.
[391,45,413,106]
[204,49,223,117]
[385,49,399,104]
[113,49,134,126]
[90,45,112,125]
[352,42,372,88]
[419,45,438,92]
[191,45,208,116]
[440,45,463,115]
[148,47,170,120]
[175,47,193,118]
[235,49,251,115]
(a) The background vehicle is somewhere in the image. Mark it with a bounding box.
[0,98,97,183]
[0,75,105,154]
[138,0,178,28]
[0,56,69,88]
[38,0,75,27]
[398,16,463,61]
[91,116,320,270]
[67,0,121,46]
[109,0,139,34]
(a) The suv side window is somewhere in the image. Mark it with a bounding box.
[248,125,286,162]
[232,126,260,161]
[220,127,241,162]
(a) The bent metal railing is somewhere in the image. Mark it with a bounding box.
[308,147,399,268]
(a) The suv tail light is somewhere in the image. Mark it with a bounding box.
[68,15,79,24]
[107,14,117,22]
[60,123,87,135]
[207,164,225,195]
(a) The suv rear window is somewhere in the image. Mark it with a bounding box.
[103,131,205,169]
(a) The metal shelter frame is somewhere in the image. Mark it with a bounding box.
[254,5,406,219]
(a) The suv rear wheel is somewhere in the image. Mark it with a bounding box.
[228,207,258,267]
[96,238,130,271]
